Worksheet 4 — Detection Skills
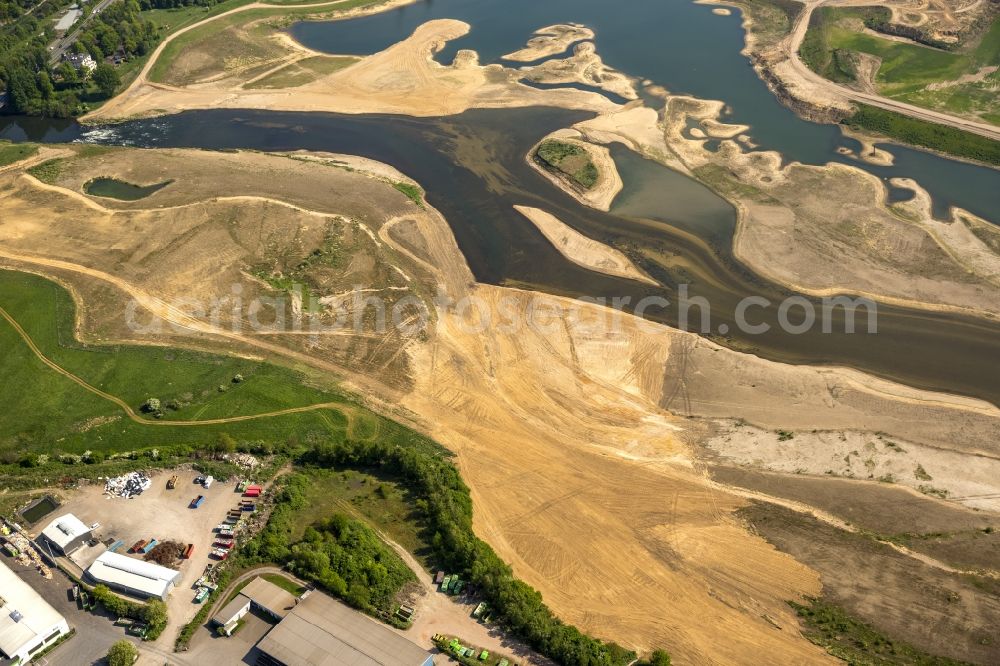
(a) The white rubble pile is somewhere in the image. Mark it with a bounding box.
[104,471,152,498]
[228,453,260,469]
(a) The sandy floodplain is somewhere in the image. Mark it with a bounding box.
[512,205,655,284]
[14,7,1000,664]
[502,23,595,62]
[3,145,1000,663]
[564,94,1000,320]
[517,40,639,100]
[84,18,620,122]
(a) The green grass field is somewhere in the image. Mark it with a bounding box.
[801,9,1000,123]
[147,0,385,84]
[0,141,38,167]
[535,139,599,190]
[0,270,394,458]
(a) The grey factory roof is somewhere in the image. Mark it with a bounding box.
[256,592,431,666]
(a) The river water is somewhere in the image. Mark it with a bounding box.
[1,0,999,404]
[290,0,1000,220]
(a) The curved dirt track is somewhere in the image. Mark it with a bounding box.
[0,302,352,427]
[787,0,1000,141]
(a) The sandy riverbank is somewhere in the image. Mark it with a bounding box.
[84,17,619,122]
[502,23,594,62]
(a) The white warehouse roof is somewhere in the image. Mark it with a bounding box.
[0,561,67,660]
[87,551,181,599]
[40,513,90,550]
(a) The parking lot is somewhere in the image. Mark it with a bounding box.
[184,607,275,666]
[43,469,243,645]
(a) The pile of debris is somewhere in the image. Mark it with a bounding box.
[228,453,259,469]
[144,540,185,566]
[2,531,50,577]
[105,472,152,498]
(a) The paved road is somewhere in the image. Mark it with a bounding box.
[787,0,1000,142]
[48,0,120,66]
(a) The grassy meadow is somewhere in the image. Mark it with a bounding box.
[800,8,1000,124]
[0,270,393,459]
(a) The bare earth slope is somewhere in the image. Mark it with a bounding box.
[3,146,999,663]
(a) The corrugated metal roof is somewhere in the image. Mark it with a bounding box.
[86,551,181,599]
[40,513,90,549]
[0,561,66,659]
[257,593,431,666]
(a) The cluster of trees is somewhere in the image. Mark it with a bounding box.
[91,584,168,639]
[0,8,70,115]
[106,640,139,666]
[0,0,150,116]
[138,0,217,9]
[73,0,158,64]
[291,514,415,612]
[243,474,415,614]
[274,439,644,666]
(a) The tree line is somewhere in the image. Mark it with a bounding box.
[281,438,645,666]
[846,104,1000,167]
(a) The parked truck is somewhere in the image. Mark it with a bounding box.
[191,495,205,509]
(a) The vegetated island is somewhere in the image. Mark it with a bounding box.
[531,135,623,211]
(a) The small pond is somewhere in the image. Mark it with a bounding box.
[84,177,173,200]
[20,495,60,525]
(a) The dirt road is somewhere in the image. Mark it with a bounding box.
[786,0,1000,141]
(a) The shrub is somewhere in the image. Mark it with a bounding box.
[106,639,138,666]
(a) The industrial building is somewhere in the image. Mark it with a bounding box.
[38,513,92,556]
[85,551,181,600]
[0,561,70,665]
[255,591,433,666]
[212,577,298,636]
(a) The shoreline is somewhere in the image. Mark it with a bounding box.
[81,10,621,124]
[699,0,1000,167]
